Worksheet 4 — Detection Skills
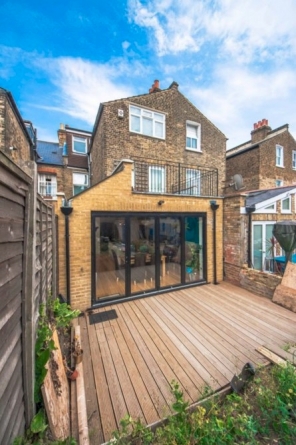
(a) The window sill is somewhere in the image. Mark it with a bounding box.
[185,148,202,153]
[129,131,165,141]
[276,165,285,168]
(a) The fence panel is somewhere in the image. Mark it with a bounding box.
[0,153,56,444]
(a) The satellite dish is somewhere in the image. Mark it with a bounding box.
[229,174,245,191]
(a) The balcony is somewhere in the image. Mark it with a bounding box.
[131,157,218,197]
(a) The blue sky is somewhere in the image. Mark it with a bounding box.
[1,0,296,148]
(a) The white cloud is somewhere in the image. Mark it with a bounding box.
[128,0,296,61]
[31,56,143,125]
[187,64,296,147]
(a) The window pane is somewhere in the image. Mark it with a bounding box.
[154,113,164,122]
[73,173,88,185]
[187,124,197,137]
[185,216,204,282]
[155,121,163,138]
[131,115,140,132]
[142,110,152,118]
[130,106,140,115]
[73,185,86,195]
[142,117,153,136]
[149,167,165,192]
[253,225,263,270]
[282,198,290,210]
[73,137,86,153]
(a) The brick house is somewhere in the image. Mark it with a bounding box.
[0,88,35,164]
[224,185,296,296]
[90,80,226,195]
[226,119,296,192]
[37,124,91,200]
[56,80,227,310]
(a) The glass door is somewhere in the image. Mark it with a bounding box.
[94,216,127,299]
[159,216,181,287]
[93,212,206,302]
[252,222,275,271]
[130,216,156,293]
[185,216,204,282]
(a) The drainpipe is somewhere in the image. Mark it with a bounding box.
[60,200,73,304]
[210,200,220,285]
[246,205,255,268]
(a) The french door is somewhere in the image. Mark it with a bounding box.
[92,212,206,303]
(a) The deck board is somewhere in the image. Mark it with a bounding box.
[78,282,296,444]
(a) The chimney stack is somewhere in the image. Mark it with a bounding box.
[149,79,161,93]
[58,123,67,147]
[251,119,271,143]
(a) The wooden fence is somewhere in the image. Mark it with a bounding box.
[0,152,56,444]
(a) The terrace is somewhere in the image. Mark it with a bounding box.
[71,281,296,444]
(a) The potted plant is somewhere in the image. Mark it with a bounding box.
[185,243,202,276]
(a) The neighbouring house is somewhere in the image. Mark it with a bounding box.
[224,185,296,296]
[0,88,36,164]
[226,119,296,192]
[56,80,227,310]
[37,124,91,200]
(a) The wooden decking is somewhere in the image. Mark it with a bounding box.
[76,282,296,444]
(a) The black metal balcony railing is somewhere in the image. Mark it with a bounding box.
[131,157,218,197]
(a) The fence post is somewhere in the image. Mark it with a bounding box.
[22,162,37,426]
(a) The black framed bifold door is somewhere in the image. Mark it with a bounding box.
[92,212,206,303]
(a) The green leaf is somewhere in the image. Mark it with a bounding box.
[30,409,47,433]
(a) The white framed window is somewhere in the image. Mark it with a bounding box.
[149,166,165,193]
[186,121,201,151]
[73,136,87,154]
[276,144,284,167]
[292,151,296,170]
[73,172,89,195]
[256,202,276,214]
[185,169,201,195]
[38,174,57,198]
[129,105,165,139]
[281,196,291,213]
[252,222,275,271]
[275,179,283,187]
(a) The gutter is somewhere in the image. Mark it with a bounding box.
[60,201,73,304]
[210,200,220,285]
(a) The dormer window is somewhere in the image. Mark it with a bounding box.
[129,105,165,139]
[186,121,201,152]
[73,136,87,154]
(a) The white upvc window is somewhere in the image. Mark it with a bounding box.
[129,105,165,139]
[73,136,87,154]
[73,172,89,195]
[257,202,276,214]
[281,196,291,213]
[185,169,201,195]
[252,222,275,271]
[186,121,201,151]
[275,179,283,187]
[276,144,284,167]
[149,166,165,193]
[38,174,57,198]
[292,150,296,170]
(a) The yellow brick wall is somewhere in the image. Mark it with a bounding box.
[56,161,223,310]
